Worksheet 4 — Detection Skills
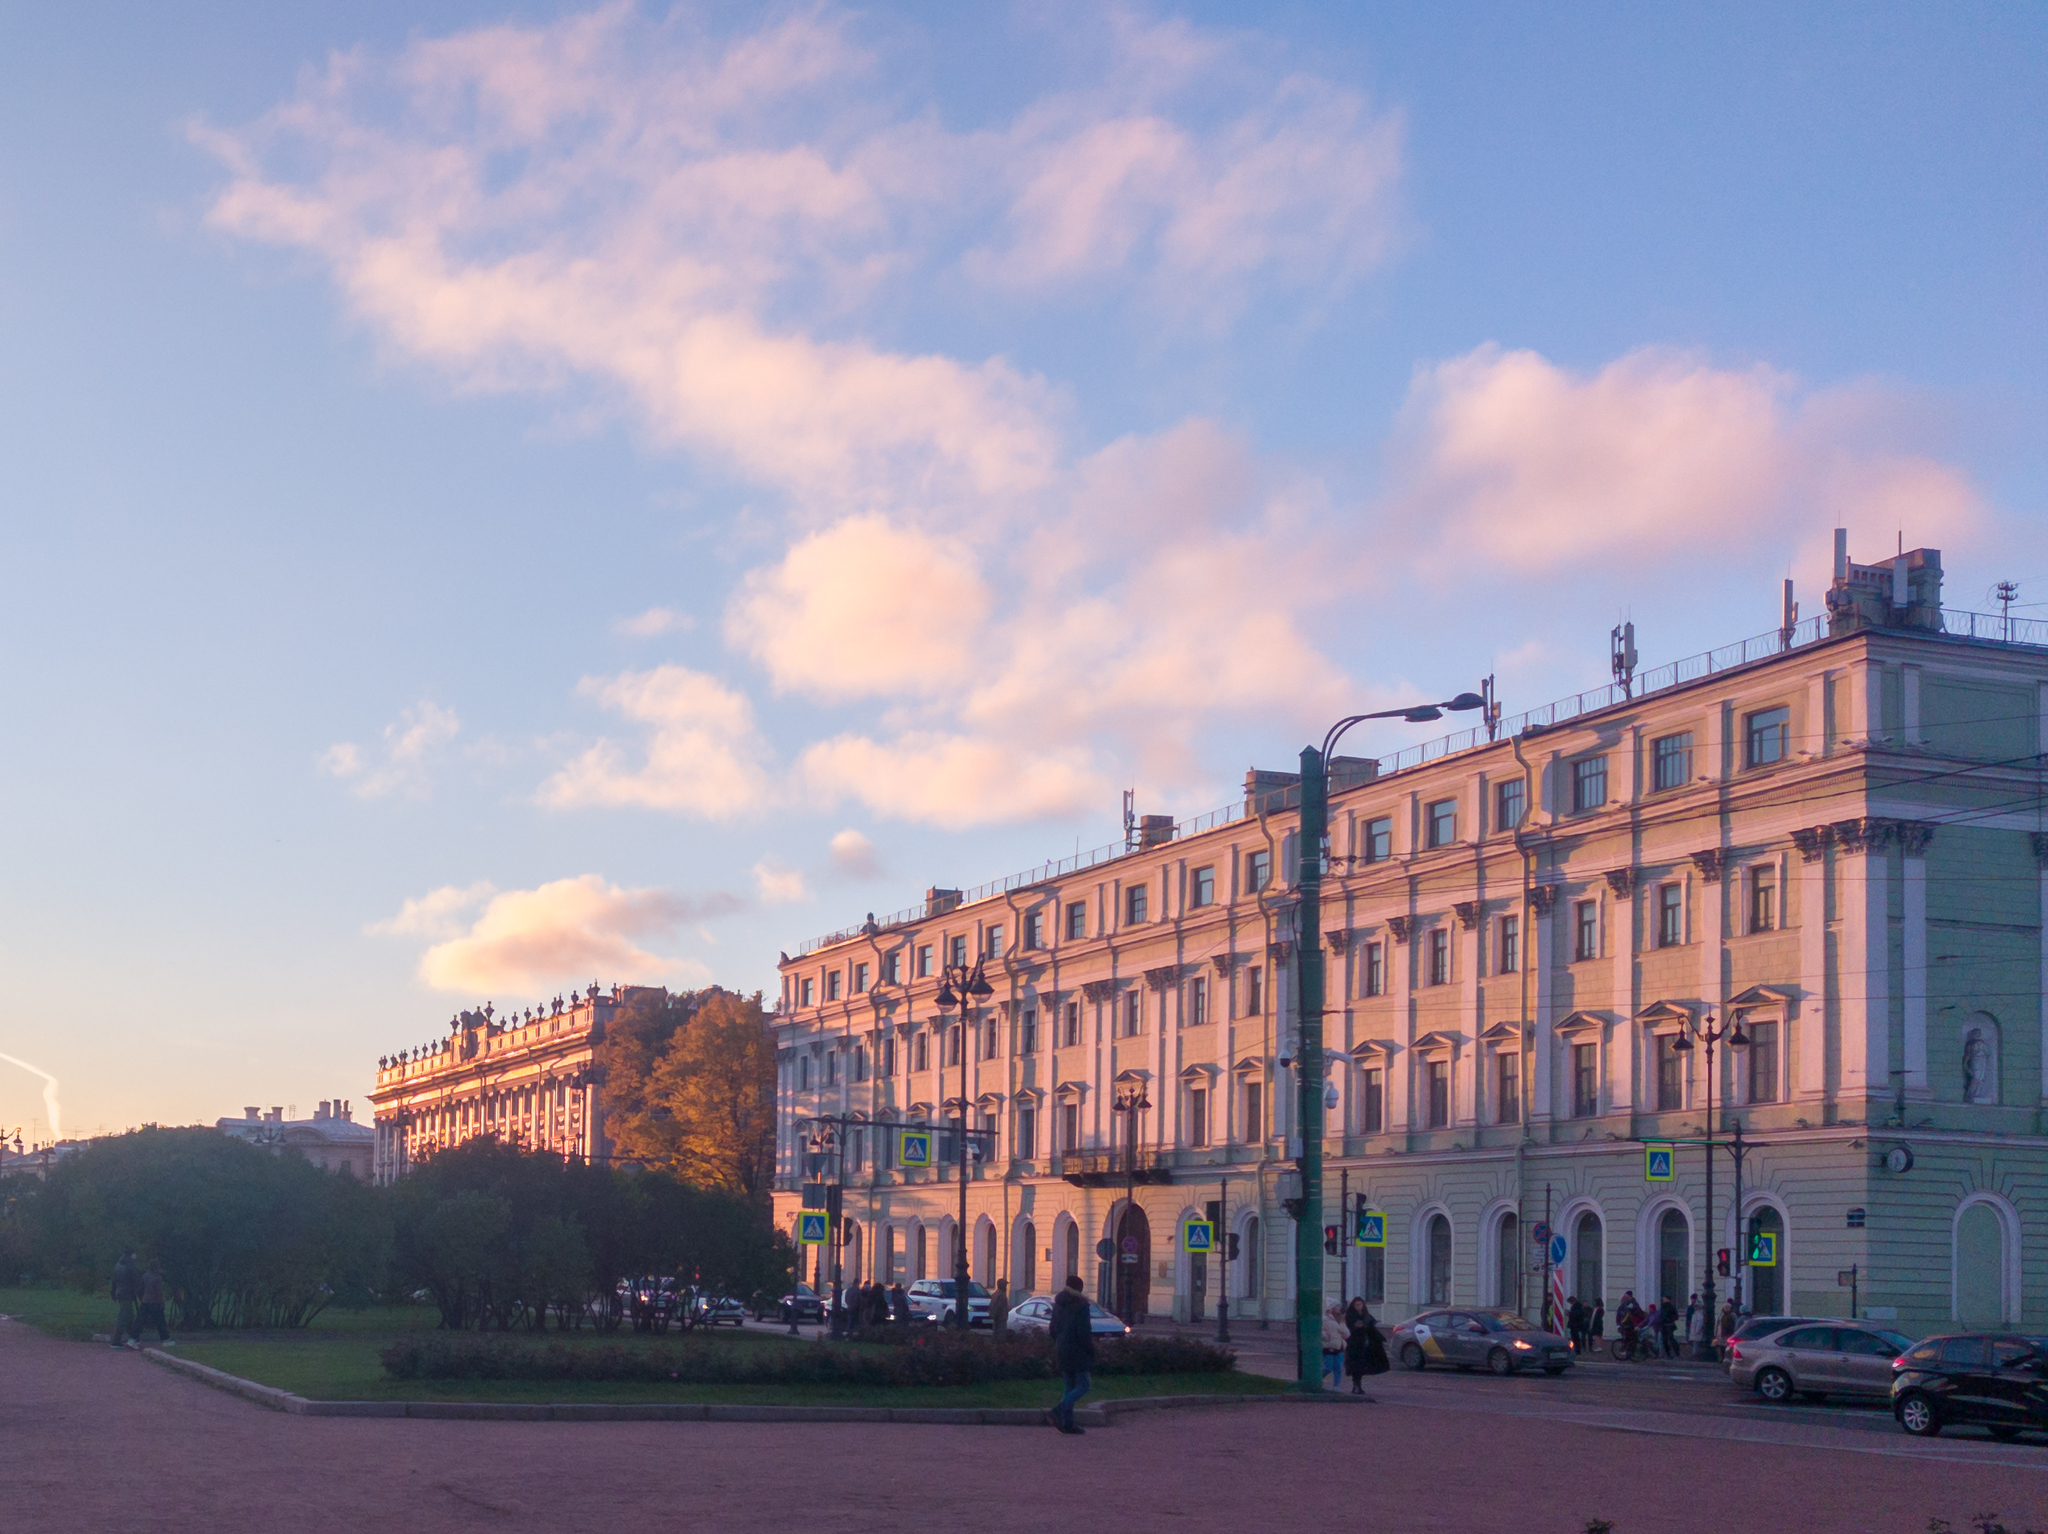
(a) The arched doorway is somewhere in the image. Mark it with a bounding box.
[1014,1219,1038,1295]
[1426,1213,1452,1304]
[1956,1201,2009,1329]
[1240,1215,1262,1300]
[1657,1210,1688,1306]
[1494,1213,1520,1307]
[1061,1218,1081,1289]
[1747,1207,1785,1313]
[1574,1213,1604,1309]
[1114,1203,1152,1321]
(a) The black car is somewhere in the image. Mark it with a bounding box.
[777,1283,825,1324]
[1893,1333,2048,1440]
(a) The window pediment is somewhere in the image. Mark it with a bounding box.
[1554,1009,1610,1039]
[1729,985,1796,1011]
[1178,1063,1221,1083]
[1413,1030,1465,1058]
[1349,1038,1397,1062]
[1231,1057,1267,1076]
[1054,1081,1088,1101]
[1635,1000,1695,1033]
[1479,1020,1523,1046]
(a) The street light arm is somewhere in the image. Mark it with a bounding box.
[1321,691,1489,760]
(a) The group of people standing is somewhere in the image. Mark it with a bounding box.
[1564,1289,1746,1360]
[840,1280,913,1330]
[108,1249,172,1350]
[1319,1298,1390,1392]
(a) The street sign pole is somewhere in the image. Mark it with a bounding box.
[1293,745,1329,1392]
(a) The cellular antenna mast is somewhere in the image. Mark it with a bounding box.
[1610,622,1638,698]
[1996,580,2019,641]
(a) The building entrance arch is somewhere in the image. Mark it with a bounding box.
[1106,1202,1152,1321]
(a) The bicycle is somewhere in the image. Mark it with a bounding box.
[1610,1329,1658,1363]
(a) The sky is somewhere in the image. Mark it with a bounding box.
[1,2,2042,1140]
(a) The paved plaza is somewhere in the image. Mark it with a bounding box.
[6,1319,2046,1534]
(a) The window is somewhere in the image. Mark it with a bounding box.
[1246,965,1264,1016]
[1655,1034,1683,1111]
[825,1051,838,1085]
[881,1035,896,1077]
[826,970,842,1001]
[798,1055,811,1090]
[801,978,816,1007]
[1361,817,1392,863]
[1745,706,1790,768]
[1496,1052,1520,1124]
[1187,1088,1209,1148]
[984,926,1004,959]
[1426,1060,1450,1128]
[948,935,967,967]
[1498,915,1520,975]
[1427,1215,1452,1304]
[1571,1043,1598,1117]
[1065,902,1087,941]
[1015,1106,1037,1160]
[945,1025,962,1068]
[912,1032,928,1072]
[1748,866,1777,933]
[1427,798,1457,849]
[1746,1021,1779,1103]
[1187,977,1209,1027]
[1495,780,1525,832]
[853,962,869,994]
[1363,941,1386,997]
[982,1020,998,1059]
[1656,883,1683,948]
[1058,1101,1080,1155]
[1360,1235,1385,1304]
[883,953,901,984]
[1125,884,1149,925]
[1021,1009,1038,1054]
[1024,911,1044,950]
[1652,732,1693,792]
[1121,992,1141,1037]
[1573,899,1599,962]
[1243,1081,1264,1144]
[1245,849,1272,892]
[853,1045,868,1082]
[1358,1068,1383,1134]
[1428,928,1450,986]
[1062,1001,1081,1048]
[1191,866,1216,908]
[917,944,933,978]
[1571,756,1608,813]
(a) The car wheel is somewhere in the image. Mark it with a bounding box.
[1989,1426,2022,1443]
[1400,1342,1426,1371]
[1755,1367,1794,1404]
[1487,1347,1515,1377]
[1896,1392,1940,1437]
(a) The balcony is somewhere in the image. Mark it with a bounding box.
[1059,1146,1173,1188]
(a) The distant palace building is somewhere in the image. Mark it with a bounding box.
[368,984,653,1184]
[217,1101,374,1178]
[772,542,2048,1336]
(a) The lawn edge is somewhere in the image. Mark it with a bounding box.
[141,1348,1368,1425]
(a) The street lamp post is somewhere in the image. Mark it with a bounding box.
[1295,689,1487,1390]
[936,958,994,1330]
[1110,1084,1151,1323]
[1673,1010,1748,1361]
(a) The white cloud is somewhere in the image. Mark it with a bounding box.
[752,860,810,905]
[615,606,695,638]
[365,880,496,940]
[798,732,1108,830]
[539,666,770,817]
[828,828,881,881]
[321,700,460,799]
[376,873,740,996]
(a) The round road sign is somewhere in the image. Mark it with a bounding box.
[1095,1238,1115,1261]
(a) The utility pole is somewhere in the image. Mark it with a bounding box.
[1293,743,1330,1391]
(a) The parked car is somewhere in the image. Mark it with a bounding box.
[778,1283,824,1324]
[1893,1333,2048,1440]
[1389,1309,1574,1375]
[1006,1295,1132,1338]
[1728,1321,1915,1403]
[905,1278,991,1326]
[695,1292,748,1328]
[1720,1315,1823,1370]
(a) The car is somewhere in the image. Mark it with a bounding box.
[778,1283,825,1324]
[1006,1295,1132,1338]
[1728,1321,1916,1403]
[1719,1315,1824,1371]
[1893,1333,2048,1440]
[696,1292,748,1327]
[904,1278,992,1326]
[1388,1308,1574,1375]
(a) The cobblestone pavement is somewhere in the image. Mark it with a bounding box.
[8,1317,2047,1534]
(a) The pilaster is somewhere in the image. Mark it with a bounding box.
[1901,823,1933,1097]
[1605,868,1639,1112]
[1834,818,1892,1097]
[1793,826,1830,1099]
[1530,885,1558,1122]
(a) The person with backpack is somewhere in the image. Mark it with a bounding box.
[1048,1275,1095,1435]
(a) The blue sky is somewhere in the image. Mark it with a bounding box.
[1,2,2042,1138]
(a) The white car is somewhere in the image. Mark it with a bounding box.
[905,1278,991,1326]
[1006,1295,1131,1338]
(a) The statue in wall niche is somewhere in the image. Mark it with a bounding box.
[1963,1027,1997,1104]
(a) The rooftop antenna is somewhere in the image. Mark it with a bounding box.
[1996,580,2019,642]
[1779,578,1798,651]
[1610,621,1637,698]
[1481,673,1501,741]
[1122,788,1137,853]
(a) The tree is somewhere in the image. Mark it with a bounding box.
[646,992,776,1201]
[594,986,703,1169]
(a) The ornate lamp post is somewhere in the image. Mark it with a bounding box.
[935,957,994,1330]
[1110,1083,1151,1323]
[1672,1010,1748,1361]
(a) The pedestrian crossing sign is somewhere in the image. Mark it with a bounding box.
[797,1211,830,1246]
[1183,1218,1215,1253]
[1355,1211,1386,1248]
[1750,1232,1778,1267]
[899,1129,932,1167]
[1644,1144,1675,1182]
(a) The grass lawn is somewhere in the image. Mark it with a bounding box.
[2,1288,1283,1407]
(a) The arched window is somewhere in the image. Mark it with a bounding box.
[1574,1213,1603,1308]
[1747,1207,1785,1313]
[1016,1219,1038,1295]
[1495,1213,1521,1308]
[1242,1216,1262,1299]
[884,1225,900,1285]
[1657,1209,1689,1306]
[1427,1214,1453,1304]
[914,1223,929,1281]
[1062,1220,1081,1290]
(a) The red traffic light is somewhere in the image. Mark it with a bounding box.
[1716,1248,1731,1276]
[1323,1225,1339,1255]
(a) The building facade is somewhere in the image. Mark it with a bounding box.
[772,547,2048,1336]
[217,1101,374,1177]
[367,985,641,1184]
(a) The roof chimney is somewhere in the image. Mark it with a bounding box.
[244,1107,259,1121]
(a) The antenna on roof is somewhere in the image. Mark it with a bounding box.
[1996,580,2019,642]
[1610,622,1637,698]
[1122,788,1136,853]
[1779,578,1798,651]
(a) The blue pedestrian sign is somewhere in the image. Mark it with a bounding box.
[1750,1232,1779,1267]
[797,1211,830,1246]
[1645,1143,1675,1182]
[1183,1218,1215,1253]
[899,1128,932,1167]
[1355,1211,1386,1248]
[1548,1235,1568,1266]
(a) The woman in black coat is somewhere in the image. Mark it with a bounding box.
[1342,1296,1387,1391]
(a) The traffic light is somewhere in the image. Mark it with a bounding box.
[1716,1248,1731,1277]
[1205,1200,1221,1226]
[1323,1225,1339,1255]
[1227,1232,1240,1261]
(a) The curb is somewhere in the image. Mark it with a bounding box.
[142,1349,1373,1425]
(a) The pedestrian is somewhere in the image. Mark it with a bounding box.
[1686,1294,1706,1351]
[1590,1297,1606,1351]
[109,1248,140,1350]
[890,1281,910,1324]
[1321,1304,1347,1388]
[1342,1297,1385,1391]
[1565,1295,1586,1355]
[1657,1295,1680,1359]
[1049,1275,1095,1435]
[1717,1297,1737,1349]
[992,1277,1011,1336]
[137,1259,172,1347]
[868,1282,889,1330]
[1615,1290,1644,1358]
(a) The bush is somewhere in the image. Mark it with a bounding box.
[380,1328,1237,1385]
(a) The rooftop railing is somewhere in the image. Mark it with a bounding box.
[790,606,2045,957]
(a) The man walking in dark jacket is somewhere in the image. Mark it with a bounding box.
[109,1249,140,1350]
[1049,1276,1095,1435]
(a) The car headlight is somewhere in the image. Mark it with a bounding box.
[1511,1340,1532,1350]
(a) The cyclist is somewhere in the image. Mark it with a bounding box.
[1614,1289,1647,1359]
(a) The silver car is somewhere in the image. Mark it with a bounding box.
[1007,1295,1131,1338]
[905,1278,992,1326]
[1730,1321,1916,1403]
[1390,1308,1574,1376]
